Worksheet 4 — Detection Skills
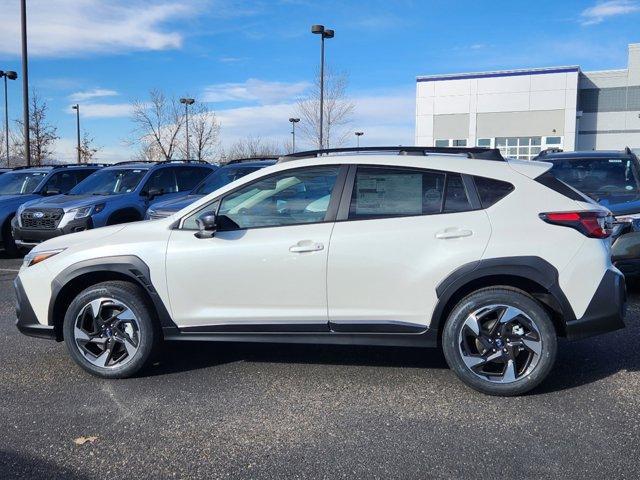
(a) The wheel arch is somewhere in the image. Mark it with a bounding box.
[49,255,176,340]
[431,256,576,345]
[106,207,143,225]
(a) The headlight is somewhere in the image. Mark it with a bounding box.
[22,248,65,268]
[69,203,105,219]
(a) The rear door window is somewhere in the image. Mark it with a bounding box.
[349,166,450,219]
[176,167,211,191]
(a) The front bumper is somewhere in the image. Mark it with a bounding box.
[565,268,626,340]
[14,277,58,340]
[12,216,93,247]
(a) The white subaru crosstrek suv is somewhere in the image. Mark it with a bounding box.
[15,147,626,396]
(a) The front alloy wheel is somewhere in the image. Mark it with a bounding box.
[64,281,158,378]
[73,298,141,368]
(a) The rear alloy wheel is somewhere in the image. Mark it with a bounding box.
[442,288,557,396]
[64,281,158,378]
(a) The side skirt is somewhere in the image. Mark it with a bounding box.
[162,328,438,348]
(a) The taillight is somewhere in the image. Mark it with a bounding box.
[539,211,611,238]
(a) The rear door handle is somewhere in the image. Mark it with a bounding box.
[289,241,324,253]
[435,229,473,239]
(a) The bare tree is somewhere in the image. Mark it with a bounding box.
[219,136,281,163]
[12,90,59,165]
[177,103,220,161]
[79,132,100,163]
[130,89,185,161]
[296,68,355,149]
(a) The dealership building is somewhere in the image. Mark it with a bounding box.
[415,43,640,159]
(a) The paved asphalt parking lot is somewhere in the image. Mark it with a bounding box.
[1,255,640,479]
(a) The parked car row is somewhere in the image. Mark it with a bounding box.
[0,158,278,257]
[15,146,626,396]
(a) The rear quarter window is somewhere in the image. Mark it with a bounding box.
[473,176,515,208]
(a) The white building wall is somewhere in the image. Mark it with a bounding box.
[415,68,579,152]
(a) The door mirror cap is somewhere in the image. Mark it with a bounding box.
[43,188,61,196]
[195,213,217,239]
[146,187,163,199]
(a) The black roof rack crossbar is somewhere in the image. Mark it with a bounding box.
[114,159,211,166]
[226,156,279,165]
[11,163,109,170]
[279,146,505,162]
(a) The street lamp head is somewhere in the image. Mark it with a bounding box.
[311,24,325,34]
[355,131,364,137]
[289,117,300,123]
[71,104,79,110]
[323,29,334,39]
[180,97,195,105]
[6,71,17,80]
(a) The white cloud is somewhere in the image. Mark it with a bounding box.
[55,137,131,163]
[580,0,640,25]
[214,90,415,150]
[69,89,119,102]
[67,102,133,118]
[203,79,311,104]
[0,0,197,57]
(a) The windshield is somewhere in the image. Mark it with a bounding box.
[193,166,263,195]
[0,171,48,195]
[69,168,147,195]
[548,158,640,198]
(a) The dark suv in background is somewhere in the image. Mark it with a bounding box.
[146,158,277,219]
[536,148,640,275]
[12,160,215,249]
[0,164,103,255]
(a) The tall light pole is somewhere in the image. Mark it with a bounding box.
[0,71,17,166]
[20,0,30,166]
[355,131,364,148]
[180,97,195,160]
[311,24,334,150]
[71,104,81,163]
[289,117,300,152]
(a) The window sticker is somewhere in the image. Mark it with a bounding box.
[355,173,422,215]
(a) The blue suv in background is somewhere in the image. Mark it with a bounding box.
[12,160,215,249]
[146,158,277,219]
[0,164,103,255]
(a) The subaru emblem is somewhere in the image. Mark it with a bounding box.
[33,212,45,219]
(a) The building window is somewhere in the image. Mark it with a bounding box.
[545,136,562,146]
[477,138,492,147]
[435,139,467,147]
[495,137,545,160]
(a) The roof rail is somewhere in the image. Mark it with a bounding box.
[114,159,211,166]
[533,148,564,159]
[11,163,108,170]
[226,156,279,165]
[278,146,505,162]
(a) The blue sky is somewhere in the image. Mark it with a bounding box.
[1,0,640,162]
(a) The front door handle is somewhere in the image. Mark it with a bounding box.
[289,241,324,253]
[435,228,473,239]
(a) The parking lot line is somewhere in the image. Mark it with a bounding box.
[0,268,19,272]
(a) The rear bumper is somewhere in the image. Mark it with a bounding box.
[565,268,626,340]
[12,216,93,247]
[14,277,58,340]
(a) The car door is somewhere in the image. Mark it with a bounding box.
[327,165,492,332]
[165,164,346,330]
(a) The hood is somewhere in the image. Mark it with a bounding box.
[24,194,114,211]
[595,193,640,216]
[150,194,203,213]
[33,223,127,252]
[0,193,40,209]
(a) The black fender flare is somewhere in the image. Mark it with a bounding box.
[106,207,143,225]
[48,255,176,331]
[430,256,576,336]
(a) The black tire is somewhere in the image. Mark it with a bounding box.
[442,287,557,396]
[63,281,159,379]
[2,218,19,257]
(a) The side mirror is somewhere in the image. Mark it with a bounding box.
[43,188,61,196]
[195,213,217,239]
[146,187,163,200]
